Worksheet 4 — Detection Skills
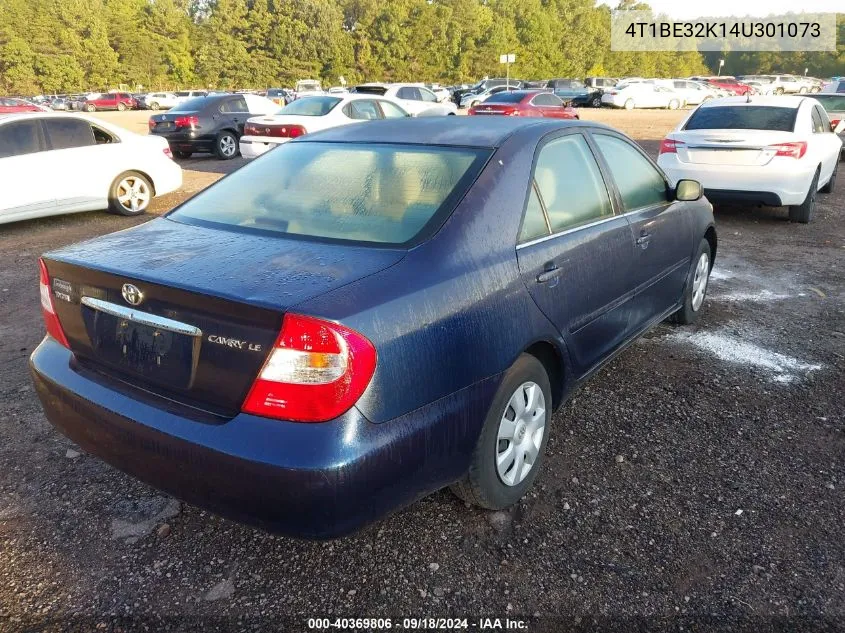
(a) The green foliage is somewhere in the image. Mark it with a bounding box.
[0,0,836,96]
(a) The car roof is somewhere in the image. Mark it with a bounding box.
[700,95,805,108]
[294,116,604,149]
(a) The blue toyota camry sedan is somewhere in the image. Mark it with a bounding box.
[31,117,716,539]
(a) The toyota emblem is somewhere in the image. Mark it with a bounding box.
[121,283,144,306]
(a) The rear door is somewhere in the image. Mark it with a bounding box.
[43,117,120,213]
[809,104,842,185]
[0,119,55,220]
[219,96,249,135]
[516,130,636,375]
[531,93,567,117]
[591,132,692,332]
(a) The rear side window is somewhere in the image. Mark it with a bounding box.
[397,87,419,100]
[811,107,828,133]
[0,120,44,158]
[344,100,381,120]
[44,118,95,149]
[519,185,550,242]
[169,142,491,245]
[533,93,562,107]
[220,97,248,113]
[685,106,797,132]
[594,134,667,210]
[377,101,408,118]
[282,97,341,116]
[534,134,612,233]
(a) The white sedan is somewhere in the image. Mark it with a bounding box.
[0,113,182,224]
[602,83,682,110]
[352,84,457,116]
[239,94,411,160]
[657,96,843,223]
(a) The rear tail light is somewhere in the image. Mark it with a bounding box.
[38,259,70,349]
[174,115,199,129]
[163,148,173,159]
[242,314,377,423]
[831,118,841,130]
[769,141,807,159]
[659,138,685,154]
[608,90,618,95]
[244,123,307,139]
[509,109,521,116]
[148,119,154,130]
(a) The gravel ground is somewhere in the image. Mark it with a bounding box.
[0,110,843,632]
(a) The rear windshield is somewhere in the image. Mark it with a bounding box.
[279,96,342,116]
[486,92,526,104]
[684,106,797,132]
[171,97,209,112]
[169,142,491,245]
[814,95,845,111]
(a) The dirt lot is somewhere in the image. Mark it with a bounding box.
[0,109,843,632]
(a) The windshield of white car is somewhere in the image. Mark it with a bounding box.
[684,106,798,132]
[277,97,342,116]
[814,95,845,111]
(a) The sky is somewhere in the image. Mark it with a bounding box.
[629,0,844,19]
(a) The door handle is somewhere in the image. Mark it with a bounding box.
[537,264,561,284]
[636,233,651,248]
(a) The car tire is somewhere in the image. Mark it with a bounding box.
[789,169,820,223]
[624,99,635,110]
[775,87,784,95]
[470,101,480,109]
[820,162,837,194]
[591,95,602,108]
[108,171,153,216]
[215,131,239,160]
[450,354,552,510]
[668,99,680,110]
[671,239,712,325]
[117,102,126,112]
[173,150,192,159]
[85,104,96,112]
[799,87,808,94]
[150,102,160,111]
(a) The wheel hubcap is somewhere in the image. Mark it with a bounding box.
[496,382,546,487]
[691,252,710,311]
[116,177,150,213]
[221,136,236,156]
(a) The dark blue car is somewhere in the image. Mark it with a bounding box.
[31,117,716,539]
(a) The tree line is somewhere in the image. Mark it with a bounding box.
[0,0,839,96]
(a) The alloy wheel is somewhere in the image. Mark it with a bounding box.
[116,176,151,214]
[220,135,237,157]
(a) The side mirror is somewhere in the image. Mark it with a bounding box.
[675,179,703,202]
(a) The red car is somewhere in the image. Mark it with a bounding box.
[696,76,752,96]
[468,90,579,119]
[82,92,137,112]
[0,97,44,113]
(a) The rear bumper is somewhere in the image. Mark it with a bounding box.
[657,155,815,206]
[239,136,289,159]
[151,160,183,197]
[152,131,215,154]
[30,337,497,539]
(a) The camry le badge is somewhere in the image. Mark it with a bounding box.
[121,283,144,306]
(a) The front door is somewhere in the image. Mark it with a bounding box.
[590,132,692,333]
[516,131,636,376]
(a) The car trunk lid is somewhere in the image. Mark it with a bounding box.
[674,130,797,166]
[42,218,405,418]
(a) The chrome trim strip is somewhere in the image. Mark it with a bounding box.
[516,214,620,249]
[80,297,202,337]
[516,203,672,250]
